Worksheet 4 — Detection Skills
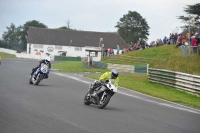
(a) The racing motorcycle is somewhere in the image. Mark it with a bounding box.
[84,80,117,109]
[29,63,49,85]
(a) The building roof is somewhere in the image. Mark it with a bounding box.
[27,27,128,49]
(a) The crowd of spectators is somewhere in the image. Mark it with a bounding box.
[103,30,200,57]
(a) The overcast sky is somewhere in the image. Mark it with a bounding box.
[0,0,199,44]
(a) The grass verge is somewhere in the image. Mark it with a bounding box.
[0,52,16,58]
[52,61,108,72]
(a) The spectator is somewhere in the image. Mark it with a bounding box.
[108,48,111,57]
[191,35,197,54]
[185,32,189,42]
[150,41,155,47]
[196,32,200,46]
[175,34,183,48]
[129,44,132,51]
[178,34,183,44]
[163,37,167,44]
[182,36,187,46]
[170,33,175,44]
[169,33,172,43]
[131,42,134,49]
[139,40,145,49]
[104,48,108,57]
[133,43,138,50]
[116,45,120,54]
[174,33,178,44]
[122,47,126,54]
[190,31,194,43]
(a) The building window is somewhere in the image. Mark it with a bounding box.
[55,45,62,50]
[75,47,82,51]
[33,44,43,48]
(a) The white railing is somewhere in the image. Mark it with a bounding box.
[0,48,53,60]
[148,68,200,95]
[0,48,17,55]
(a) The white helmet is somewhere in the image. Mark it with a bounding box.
[45,56,51,64]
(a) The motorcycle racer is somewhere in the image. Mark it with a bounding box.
[89,69,119,94]
[30,56,51,79]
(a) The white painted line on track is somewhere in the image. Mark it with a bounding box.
[52,72,200,114]
[53,72,90,84]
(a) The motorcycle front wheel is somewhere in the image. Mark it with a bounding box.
[29,75,33,84]
[84,93,91,105]
[98,94,111,109]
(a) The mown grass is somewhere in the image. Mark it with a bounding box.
[52,61,108,73]
[0,52,16,58]
[149,55,200,75]
[125,45,182,58]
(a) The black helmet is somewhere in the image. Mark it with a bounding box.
[111,69,119,79]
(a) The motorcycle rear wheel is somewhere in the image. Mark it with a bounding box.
[98,94,111,109]
[35,79,40,85]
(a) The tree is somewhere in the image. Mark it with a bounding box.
[115,11,150,43]
[1,20,47,51]
[178,3,200,29]
[2,23,22,50]
[21,20,47,50]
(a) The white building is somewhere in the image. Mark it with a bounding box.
[27,27,127,61]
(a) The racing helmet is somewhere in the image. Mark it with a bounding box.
[45,56,51,64]
[111,69,119,79]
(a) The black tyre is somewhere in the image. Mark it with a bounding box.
[98,94,111,109]
[84,93,91,105]
[29,76,33,84]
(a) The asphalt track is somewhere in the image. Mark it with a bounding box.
[0,59,200,133]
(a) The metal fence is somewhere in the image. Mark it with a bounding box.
[181,45,200,56]
[148,68,200,95]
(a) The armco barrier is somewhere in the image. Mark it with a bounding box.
[83,61,147,73]
[54,56,81,61]
[148,68,200,94]
[93,61,108,69]
[107,64,135,73]
[83,61,88,68]
[135,66,147,73]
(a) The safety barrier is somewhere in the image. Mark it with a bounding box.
[148,68,200,95]
[54,56,81,61]
[107,63,135,73]
[93,61,108,69]
[83,61,147,73]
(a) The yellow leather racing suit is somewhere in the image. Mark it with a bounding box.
[99,72,119,88]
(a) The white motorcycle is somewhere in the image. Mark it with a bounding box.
[84,80,117,109]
